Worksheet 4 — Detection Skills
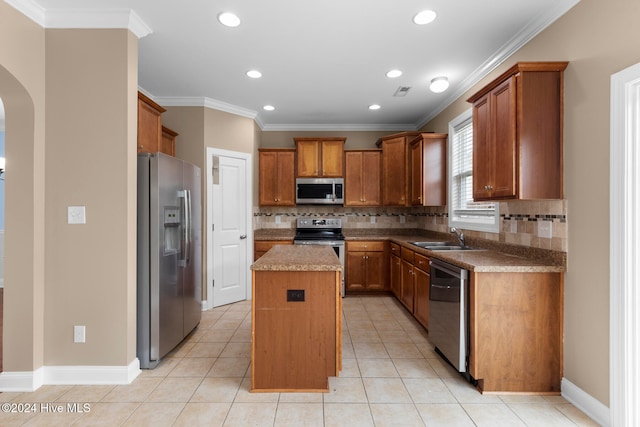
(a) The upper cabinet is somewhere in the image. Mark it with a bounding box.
[409,133,448,206]
[294,137,346,177]
[344,150,382,206]
[376,132,419,206]
[258,149,296,206]
[161,126,178,157]
[137,92,166,154]
[467,62,568,201]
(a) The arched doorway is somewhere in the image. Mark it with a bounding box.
[0,64,45,390]
[0,97,4,372]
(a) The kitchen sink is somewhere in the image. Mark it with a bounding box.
[409,241,483,251]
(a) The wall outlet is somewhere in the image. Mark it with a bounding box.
[510,220,517,233]
[538,221,552,239]
[74,325,86,343]
[275,215,281,224]
[370,216,376,224]
[400,215,406,224]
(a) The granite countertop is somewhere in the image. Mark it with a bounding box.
[251,245,342,272]
[254,229,296,241]
[254,228,566,273]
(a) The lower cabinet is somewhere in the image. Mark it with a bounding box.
[390,243,430,330]
[412,253,430,330]
[389,243,401,298]
[254,240,293,261]
[346,241,388,292]
[469,271,563,393]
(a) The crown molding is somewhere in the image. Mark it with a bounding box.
[260,123,415,132]
[155,96,258,121]
[4,0,152,38]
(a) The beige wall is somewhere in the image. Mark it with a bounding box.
[422,0,640,406]
[44,29,137,365]
[0,2,46,372]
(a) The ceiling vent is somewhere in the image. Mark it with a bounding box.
[393,86,411,97]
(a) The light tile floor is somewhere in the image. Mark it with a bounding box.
[0,296,599,426]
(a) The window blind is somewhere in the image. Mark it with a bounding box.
[450,117,495,224]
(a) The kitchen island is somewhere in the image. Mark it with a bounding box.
[250,245,342,392]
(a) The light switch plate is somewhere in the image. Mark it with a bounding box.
[538,221,552,238]
[370,216,376,224]
[275,215,281,224]
[68,206,86,224]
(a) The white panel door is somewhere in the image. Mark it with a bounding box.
[211,154,248,307]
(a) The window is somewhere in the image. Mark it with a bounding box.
[448,109,499,232]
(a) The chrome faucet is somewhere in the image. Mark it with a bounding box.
[450,227,465,246]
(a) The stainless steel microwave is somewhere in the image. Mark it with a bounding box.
[295,178,344,205]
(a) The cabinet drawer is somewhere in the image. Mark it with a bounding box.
[347,241,385,252]
[414,253,430,273]
[389,242,400,256]
[401,247,414,263]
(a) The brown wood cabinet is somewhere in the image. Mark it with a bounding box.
[409,133,447,206]
[345,241,388,292]
[258,149,296,206]
[376,132,419,206]
[344,150,381,206]
[161,126,178,157]
[469,271,563,393]
[399,247,416,311]
[467,62,568,201]
[390,245,401,299]
[137,92,166,154]
[254,240,293,261]
[412,253,430,330]
[252,269,342,392]
[294,137,346,177]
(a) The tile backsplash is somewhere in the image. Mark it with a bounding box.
[254,199,568,252]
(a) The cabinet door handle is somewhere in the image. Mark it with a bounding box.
[240,235,247,240]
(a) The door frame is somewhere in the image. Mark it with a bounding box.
[204,147,253,311]
[610,61,640,427]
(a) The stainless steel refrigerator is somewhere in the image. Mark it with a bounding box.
[137,152,202,369]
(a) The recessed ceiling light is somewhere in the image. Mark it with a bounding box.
[386,69,403,78]
[413,10,437,25]
[369,104,381,110]
[246,70,262,79]
[218,12,241,27]
[429,76,449,93]
[263,105,275,111]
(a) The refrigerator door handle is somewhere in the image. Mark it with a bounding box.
[185,189,192,266]
[178,190,190,267]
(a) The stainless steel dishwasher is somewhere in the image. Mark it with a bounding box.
[428,258,469,373]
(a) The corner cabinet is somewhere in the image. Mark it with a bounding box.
[376,132,419,206]
[294,137,346,178]
[409,133,447,206]
[344,150,382,206]
[467,62,568,201]
[258,149,296,206]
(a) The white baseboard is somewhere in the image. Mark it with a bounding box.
[0,359,141,392]
[562,377,610,427]
[0,367,45,392]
